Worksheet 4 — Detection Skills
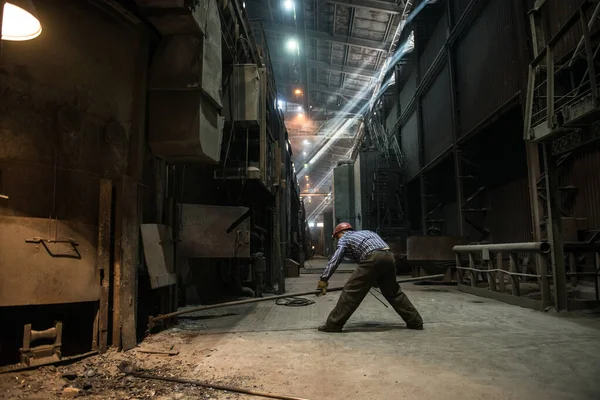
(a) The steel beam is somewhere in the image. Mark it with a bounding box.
[262,23,387,51]
[309,60,378,78]
[310,83,372,100]
[271,58,377,78]
[280,80,371,100]
[319,0,403,14]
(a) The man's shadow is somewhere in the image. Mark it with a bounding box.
[341,322,407,333]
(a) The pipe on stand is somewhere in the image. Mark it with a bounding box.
[453,242,551,254]
[148,274,445,329]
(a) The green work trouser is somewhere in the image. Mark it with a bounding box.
[325,250,423,329]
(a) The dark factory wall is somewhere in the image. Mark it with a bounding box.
[455,0,521,136]
[421,65,453,166]
[0,0,147,361]
[0,0,143,304]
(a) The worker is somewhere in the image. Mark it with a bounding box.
[316,222,423,332]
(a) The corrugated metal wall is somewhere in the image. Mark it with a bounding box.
[386,103,398,134]
[399,69,417,116]
[400,111,420,180]
[442,202,459,236]
[453,0,473,22]
[456,0,520,135]
[546,0,587,62]
[418,10,447,79]
[422,65,453,165]
[562,143,600,229]
[358,150,377,230]
[487,176,534,243]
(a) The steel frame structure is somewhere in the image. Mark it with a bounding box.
[523,0,600,311]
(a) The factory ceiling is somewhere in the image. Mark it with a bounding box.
[245,0,412,219]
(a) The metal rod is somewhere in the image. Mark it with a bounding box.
[149,274,444,326]
[457,267,543,278]
[127,371,310,400]
[369,289,389,308]
[453,242,551,254]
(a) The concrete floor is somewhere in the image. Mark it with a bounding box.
[155,259,600,400]
[3,259,599,399]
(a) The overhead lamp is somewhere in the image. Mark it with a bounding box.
[1,1,42,41]
[304,163,308,168]
[283,0,294,11]
[294,89,302,95]
[305,175,309,180]
[317,222,324,228]
[302,151,307,156]
[308,221,315,227]
[302,139,310,145]
[286,38,298,53]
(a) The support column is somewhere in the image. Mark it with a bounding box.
[542,144,567,311]
[447,0,464,237]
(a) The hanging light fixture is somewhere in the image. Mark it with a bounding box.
[1,1,42,41]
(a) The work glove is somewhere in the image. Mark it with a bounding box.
[316,280,328,297]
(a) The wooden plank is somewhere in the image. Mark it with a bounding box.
[119,176,139,351]
[97,179,112,352]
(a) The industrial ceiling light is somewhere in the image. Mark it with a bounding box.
[302,139,310,145]
[294,88,302,95]
[286,38,298,53]
[1,1,42,41]
[283,0,294,11]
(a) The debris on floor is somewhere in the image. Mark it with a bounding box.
[0,348,250,399]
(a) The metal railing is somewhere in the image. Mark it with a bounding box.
[454,242,552,310]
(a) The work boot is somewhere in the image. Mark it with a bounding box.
[406,323,423,330]
[317,324,342,333]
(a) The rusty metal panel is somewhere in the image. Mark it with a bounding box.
[456,0,520,135]
[400,111,420,180]
[148,34,223,162]
[179,204,251,258]
[0,217,99,306]
[399,69,417,114]
[140,224,177,289]
[487,176,534,244]
[407,236,468,261]
[200,0,222,106]
[422,66,453,165]
[418,10,447,79]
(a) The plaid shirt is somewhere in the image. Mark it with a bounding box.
[320,230,389,281]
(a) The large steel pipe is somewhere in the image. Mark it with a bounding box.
[453,242,551,254]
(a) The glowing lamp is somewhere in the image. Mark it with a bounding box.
[1,1,42,41]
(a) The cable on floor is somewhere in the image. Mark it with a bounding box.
[275,297,315,307]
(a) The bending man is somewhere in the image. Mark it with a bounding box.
[316,223,423,332]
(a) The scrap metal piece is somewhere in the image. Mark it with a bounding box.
[20,322,63,367]
[119,361,311,400]
[140,224,177,289]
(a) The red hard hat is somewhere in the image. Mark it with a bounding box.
[333,222,353,238]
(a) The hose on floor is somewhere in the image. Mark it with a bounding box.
[275,297,315,307]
